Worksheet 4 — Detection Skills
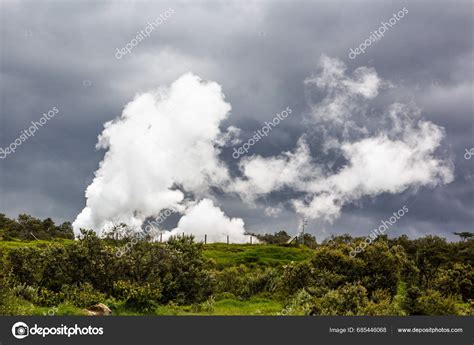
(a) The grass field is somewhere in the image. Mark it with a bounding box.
[0,238,74,250]
[5,298,87,316]
[9,297,284,316]
[203,243,314,267]
[153,297,284,316]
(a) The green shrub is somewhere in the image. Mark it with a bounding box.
[214,292,236,301]
[162,236,212,304]
[12,283,38,302]
[361,289,406,316]
[190,296,215,313]
[434,263,474,301]
[62,283,106,308]
[34,288,64,307]
[415,290,469,315]
[201,295,215,313]
[279,262,315,295]
[214,266,249,297]
[215,266,278,299]
[281,289,314,315]
[248,267,280,295]
[312,283,369,316]
[0,277,21,315]
[112,280,161,313]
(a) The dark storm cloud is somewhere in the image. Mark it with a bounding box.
[0,0,472,239]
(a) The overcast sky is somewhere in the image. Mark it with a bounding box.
[0,0,472,241]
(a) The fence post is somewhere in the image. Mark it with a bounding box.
[160,233,162,243]
[227,235,229,244]
[204,234,207,244]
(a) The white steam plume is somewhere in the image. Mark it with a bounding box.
[73,73,249,241]
[162,198,248,243]
[231,56,453,221]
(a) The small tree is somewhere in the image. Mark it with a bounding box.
[256,231,291,244]
[453,232,474,242]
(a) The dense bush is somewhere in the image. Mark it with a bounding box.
[215,266,278,299]
[311,283,369,316]
[62,283,106,308]
[0,221,472,315]
[360,289,405,316]
[5,233,212,309]
[433,263,474,301]
[282,289,314,315]
[357,242,407,295]
[34,287,64,307]
[161,236,212,304]
[113,280,161,313]
[280,262,316,295]
[255,231,291,245]
[214,266,250,297]
[0,274,21,315]
[12,283,38,302]
[415,290,470,315]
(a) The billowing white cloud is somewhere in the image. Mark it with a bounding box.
[264,206,283,218]
[235,56,454,222]
[304,55,383,125]
[229,137,316,200]
[294,120,453,221]
[73,73,234,234]
[162,198,248,243]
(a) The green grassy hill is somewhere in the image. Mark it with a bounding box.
[202,243,314,267]
[0,238,74,250]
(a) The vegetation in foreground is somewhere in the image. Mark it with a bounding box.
[0,213,473,316]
